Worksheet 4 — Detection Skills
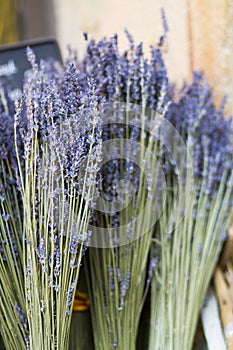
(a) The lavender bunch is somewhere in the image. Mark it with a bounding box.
[87,104,165,350]
[0,84,27,349]
[149,73,233,350]
[72,29,169,349]
[14,49,102,350]
[74,29,168,110]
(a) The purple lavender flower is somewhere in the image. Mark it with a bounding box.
[35,237,47,271]
[120,268,130,297]
[54,247,61,277]
[166,72,233,197]
[67,280,76,307]
[73,31,168,110]
[2,214,10,221]
[60,63,82,114]
[148,257,158,277]
[15,303,29,333]
[108,266,115,291]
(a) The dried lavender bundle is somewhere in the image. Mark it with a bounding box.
[74,29,169,349]
[148,73,233,350]
[14,49,102,350]
[87,104,167,350]
[0,85,27,350]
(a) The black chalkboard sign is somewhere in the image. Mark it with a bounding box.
[0,37,62,101]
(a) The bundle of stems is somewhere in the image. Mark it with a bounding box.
[72,26,170,349]
[149,74,233,350]
[0,159,26,349]
[13,49,101,349]
[0,87,26,349]
[87,101,166,350]
[149,153,233,350]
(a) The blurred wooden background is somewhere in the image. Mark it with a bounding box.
[52,0,233,115]
[1,0,233,114]
[0,0,20,44]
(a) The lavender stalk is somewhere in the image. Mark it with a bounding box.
[14,49,102,350]
[75,29,168,349]
[0,86,27,349]
[149,74,233,350]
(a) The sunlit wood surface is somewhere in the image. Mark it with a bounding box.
[0,0,19,45]
[53,0,233,115]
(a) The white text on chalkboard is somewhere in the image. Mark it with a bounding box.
[0,60,18,77]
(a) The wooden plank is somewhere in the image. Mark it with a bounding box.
[201,287,227,350]
[189,0,233,115]
[219,226,233,269]
[214,267,233,350]
[20,0,55,40]
[0,0,20,44]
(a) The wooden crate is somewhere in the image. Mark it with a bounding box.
[201,224,233,350]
